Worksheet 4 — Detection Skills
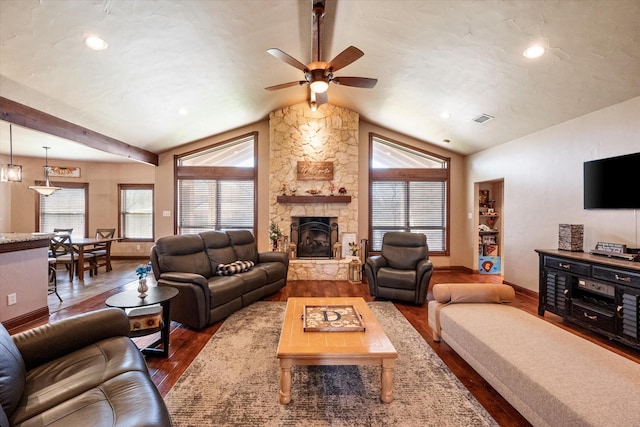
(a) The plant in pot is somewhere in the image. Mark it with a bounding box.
[269,221,283,251]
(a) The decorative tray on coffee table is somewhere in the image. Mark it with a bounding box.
[302,304,365,332]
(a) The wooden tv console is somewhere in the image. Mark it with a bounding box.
[536,249,640,349]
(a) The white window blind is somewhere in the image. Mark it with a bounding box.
[178,180,254,234]
[120,187,153,240]
[39,187,86,238]
[371,181,446,252]
[176,133,256,235]
[369,134,449,254]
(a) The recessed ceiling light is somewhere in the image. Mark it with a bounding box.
[84,35,108,51]
[440,111,451,119]
[523,45,545,59]
[178,108,188,116]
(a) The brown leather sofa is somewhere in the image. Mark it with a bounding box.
[150,230,288,330]
[364,231,433,305]
[0,308,171,427]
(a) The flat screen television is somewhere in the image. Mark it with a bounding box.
[583,152,640,209]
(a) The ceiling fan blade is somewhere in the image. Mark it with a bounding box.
[265,81,307,91]
[327,46,364,72]
[266,48,308,72]
[331,76,378,88]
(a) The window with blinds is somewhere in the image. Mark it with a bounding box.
[119,185,154,241]
[177,180,254,234]
[38,184,87,238]
[176,133,256,235]
[370,134,450,254]
[371,181,447,251]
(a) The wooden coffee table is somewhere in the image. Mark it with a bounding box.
[276,297,398,404]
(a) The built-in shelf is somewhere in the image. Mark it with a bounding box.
[277,195,351,204]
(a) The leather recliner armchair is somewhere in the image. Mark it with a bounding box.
[364,232,433,305]
[0,308,171,427]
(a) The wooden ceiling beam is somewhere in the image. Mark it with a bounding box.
[0,97,158,166]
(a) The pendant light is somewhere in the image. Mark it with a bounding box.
[29,146,61,196]
[0,124,23,182]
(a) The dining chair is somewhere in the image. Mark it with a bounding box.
[53,228,73,234]
[90,228,116,273]
[50,234,95,281]
[48,256,62,301]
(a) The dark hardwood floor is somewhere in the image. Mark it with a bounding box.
[11,260,640,427]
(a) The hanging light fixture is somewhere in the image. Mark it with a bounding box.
[1,124,23,182]
[29,146,61,196]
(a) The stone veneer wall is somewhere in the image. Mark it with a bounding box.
[269,102,360,280]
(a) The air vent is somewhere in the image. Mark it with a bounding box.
[472,114,494,124]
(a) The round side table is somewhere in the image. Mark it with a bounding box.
[106,286,179,358]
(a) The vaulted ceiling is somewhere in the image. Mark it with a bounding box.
[1,0,639,163]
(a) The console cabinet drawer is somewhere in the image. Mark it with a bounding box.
[592,266,640,289]
[571,300,616,333]
[544,256,590,276]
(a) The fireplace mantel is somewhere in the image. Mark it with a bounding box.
[277,195,351,204]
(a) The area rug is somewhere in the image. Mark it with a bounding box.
[164,301,498,426]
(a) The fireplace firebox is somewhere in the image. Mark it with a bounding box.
[290,217,338,259]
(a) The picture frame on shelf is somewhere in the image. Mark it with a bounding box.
[341,232,357,259]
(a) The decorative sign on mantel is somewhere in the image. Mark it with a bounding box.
[297,161,333,181]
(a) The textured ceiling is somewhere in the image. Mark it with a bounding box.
[1,0,639,162]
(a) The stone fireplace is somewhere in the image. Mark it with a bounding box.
[269,103,360,280]
[291,217,338,259]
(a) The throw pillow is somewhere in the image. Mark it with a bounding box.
[216,260,255,276]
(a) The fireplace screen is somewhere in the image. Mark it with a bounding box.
[291,217,338,259]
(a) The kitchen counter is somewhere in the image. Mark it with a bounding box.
[0,233,52,253]
[0,233,51,328]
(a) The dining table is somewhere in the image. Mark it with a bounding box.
[72,236,120,282]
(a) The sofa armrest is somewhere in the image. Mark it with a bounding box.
[433,283,515,304]
[417,258,433,276]
[365,255,387,273]
[12,308,130,370]
[258,251,288,265]
[160,271,208,287]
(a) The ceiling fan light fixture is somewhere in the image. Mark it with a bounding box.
[310,80,329,93]
[29,146,62,196]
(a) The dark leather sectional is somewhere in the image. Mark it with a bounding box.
[0,308,171,427]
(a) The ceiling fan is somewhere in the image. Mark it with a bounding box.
[265,0,377,108]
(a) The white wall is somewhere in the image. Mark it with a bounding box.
[467,96,640,292]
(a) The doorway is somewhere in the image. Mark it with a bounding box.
[475,179,504,275]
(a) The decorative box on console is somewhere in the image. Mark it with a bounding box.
[558,224,584,252]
